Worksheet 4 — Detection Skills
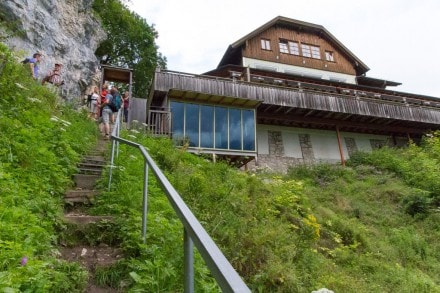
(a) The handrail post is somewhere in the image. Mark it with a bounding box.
[184,228,194,293]
[142,159,149,243]
[108,139,116,191]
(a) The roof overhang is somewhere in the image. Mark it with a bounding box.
[167,89,262,108]
[357,76,402,89]
[101,64,133,83]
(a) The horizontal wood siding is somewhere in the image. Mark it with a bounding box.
[153,72,440,124]
[242,26,357,75]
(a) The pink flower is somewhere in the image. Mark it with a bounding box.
[21,256,27,266]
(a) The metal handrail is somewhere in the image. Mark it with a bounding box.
[107,111,250,293]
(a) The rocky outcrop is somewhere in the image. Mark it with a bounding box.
[0,0,106,100]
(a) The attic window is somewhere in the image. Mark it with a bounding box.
[301,44,321,59]
[311,46,321,59]
[261,39,271,50]
[301,44,312,57]
[289,41,300,55]
[279,40,289,53]
[279,40,300,55]
[325,51,335,62]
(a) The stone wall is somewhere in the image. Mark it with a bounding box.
[0,0,106,100]
[247,127,408,173]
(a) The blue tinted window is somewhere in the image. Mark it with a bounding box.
[185,104,199,147]
[242,109,255,151]
[215,107,228,149]
[200,105,214,148]
[229,109,241,150]
[171,101,184,142]
[171,100,256,152]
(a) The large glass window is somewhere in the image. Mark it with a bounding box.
[185,104,199,147]
[171,101,184,141]
[215,107,228,149]
[200,105,214,148]
[229,109,242,150]
[242,110,256,151]
[170,101,255,152]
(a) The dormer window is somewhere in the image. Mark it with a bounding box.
[261,39,271,50]
[325,50,335,62]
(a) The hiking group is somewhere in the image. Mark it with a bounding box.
[92,83,128,140]
[23,51,129,140]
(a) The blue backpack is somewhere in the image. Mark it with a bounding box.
[109,93,122,112]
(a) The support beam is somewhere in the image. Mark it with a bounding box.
[336,126,345,166]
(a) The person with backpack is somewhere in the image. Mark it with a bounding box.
[99,87,115,140]
[108,86,122,123]
[23,52,42,80]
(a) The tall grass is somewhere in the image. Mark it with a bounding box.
[98,129,440,292]
[0,44,98,291]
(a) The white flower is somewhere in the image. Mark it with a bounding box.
[27,97,41,103]
[15,83,28,90]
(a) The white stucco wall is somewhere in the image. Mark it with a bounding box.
[243,57,357,84]
[257,128,269,154]
[310,133,346,161]
[282,131,302,157]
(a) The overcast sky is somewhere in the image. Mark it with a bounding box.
[128,0,440,98]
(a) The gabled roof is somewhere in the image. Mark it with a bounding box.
[217,16,370,75]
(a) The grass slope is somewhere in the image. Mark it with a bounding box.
[95,130,440,292]
[0,44,98,291]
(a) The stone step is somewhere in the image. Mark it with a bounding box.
[83,156,106,164]
[65,189,98,198]
[78,161,105,169]
[73,174,100,189]
[65,190,97,204]
[64,213,113,225]
[78,167,102,176]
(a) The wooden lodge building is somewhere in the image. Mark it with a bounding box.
[146,16,440,172]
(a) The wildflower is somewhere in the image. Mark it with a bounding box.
[15,83,28,90]
[27,97,42,103]
[21,256,27,266]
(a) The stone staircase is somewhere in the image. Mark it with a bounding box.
[61,136,122,292]
[65,142,107,204]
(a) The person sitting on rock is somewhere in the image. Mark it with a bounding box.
[42,63,64,86]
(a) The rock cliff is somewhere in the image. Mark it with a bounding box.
[0,0,106,100]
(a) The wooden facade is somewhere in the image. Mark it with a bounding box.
[242,26,357,75]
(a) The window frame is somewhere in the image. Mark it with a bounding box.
[261,38,271,51]
[325,50,335,62]
[288,41,300,55]
[170,100,256,152]
[311,45,321,59]
[301,44,312,58]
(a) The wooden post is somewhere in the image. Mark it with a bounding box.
[336,126,345,166]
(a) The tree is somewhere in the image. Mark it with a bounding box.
[93,0,167,98]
